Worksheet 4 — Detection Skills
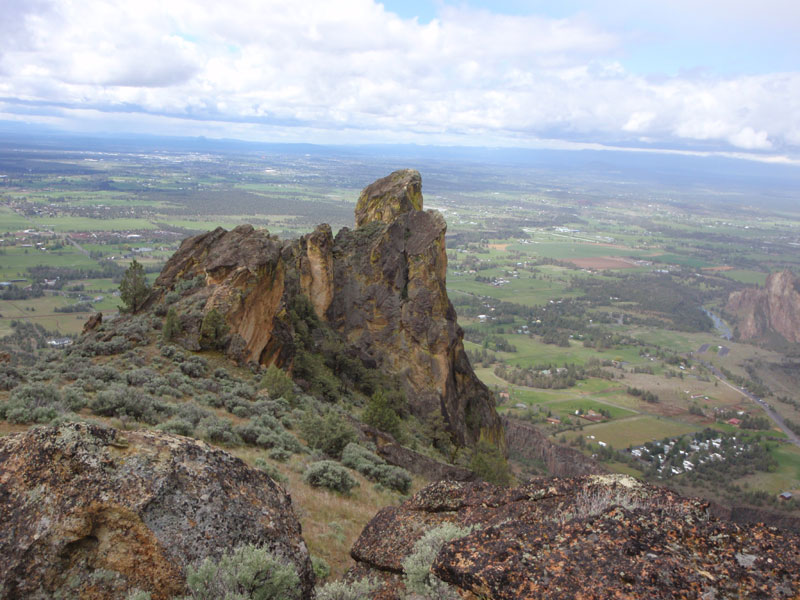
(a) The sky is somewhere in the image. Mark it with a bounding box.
[1,0,799,162]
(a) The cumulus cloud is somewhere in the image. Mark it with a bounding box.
[0,0,797,155]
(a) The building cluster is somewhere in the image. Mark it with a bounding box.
[628,432,750,478]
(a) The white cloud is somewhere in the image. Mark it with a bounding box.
[0,0,798,156]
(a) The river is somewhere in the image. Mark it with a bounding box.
[703,308,732,340]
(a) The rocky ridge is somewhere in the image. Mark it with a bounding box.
[147,169,503,448]
[726,269,800,344]
[349,475,800,599]
[503,415,605,477]
[0,423,313,599]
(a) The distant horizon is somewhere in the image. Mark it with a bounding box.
[2,120,800,172]
[3,124,800,214]
[1,1,798,165]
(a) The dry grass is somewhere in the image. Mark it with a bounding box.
[230,447,425,581]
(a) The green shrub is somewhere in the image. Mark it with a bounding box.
[0,365,24,391]
[196,415,241,445]
[260,364,296,403]
[469,439,513,486]
[180,356,209,378]
[126,368,158,387]
[300,411,357,459]
[340,442,382,474]
[89,386,173,425]
[183,543,300,600]
[199,309,228,350]
[254,458,288,484]
[157,418,195,437]
[125,590,152,600]
[176,402,213,426]
[175,274,206,294]
[303,460,358,494]
[315,577,377,600]
[1,383,65,424]
[311,556,331,582]
[292,350,341,403]
[62,386,87,411]
[234,414,304,454]
[402,523,473,599]
[88,365,123,383]
[162,306,181,341]
[164,291,181,305]
[373,464,412,495]
[268,447,291,462]
[362,390,401,438]
[161,345,179,359]
[340,443,411,494]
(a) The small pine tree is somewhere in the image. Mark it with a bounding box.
[199,308,228,350]
[260,364,295,402]
[469,439,512,486]
[363,390,401,439]
[119,259,150,313]
[162,306,181,341]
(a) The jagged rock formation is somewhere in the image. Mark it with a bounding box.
[148,170,503,448]
[82,311,102,335]
[349,475,800,599]
[354,169,422,228]
[726,269,800,343]
[503,416,605,477]
[0,423,313,599]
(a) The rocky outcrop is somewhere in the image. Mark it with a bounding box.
[726,269,800,343]
[0,423,313,599]
[350,475,800,599]
[355,421,475,482]
[354,169,422,228]
[330,192,502,447]
[710,501,800,532]
[82,312,102,335]
[148,170,503,448]
[503,416,605,477]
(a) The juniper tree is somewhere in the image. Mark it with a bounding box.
[119,259,150,313]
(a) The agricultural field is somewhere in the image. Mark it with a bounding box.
[1,139,799,512]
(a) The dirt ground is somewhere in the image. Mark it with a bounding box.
[566,256,639,270]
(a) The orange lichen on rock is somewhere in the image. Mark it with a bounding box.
[349,475,800,599]
[0,423,314,599]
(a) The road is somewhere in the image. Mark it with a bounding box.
[700,359,800,448]
[66,234,91,257]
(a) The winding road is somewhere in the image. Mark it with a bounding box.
[700,359,800,448]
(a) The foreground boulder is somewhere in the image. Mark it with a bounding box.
[350,475,800,599]
[147,169,503,448]
[0,423,313,599]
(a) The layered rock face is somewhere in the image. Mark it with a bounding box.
[503,416,604,477]
[350,475,800,599]
[0,423,313,599]
[151,170,503,448]
[726,269,800,343]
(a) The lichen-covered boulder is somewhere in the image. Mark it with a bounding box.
[350,475,800,599]
[0,423,314,599]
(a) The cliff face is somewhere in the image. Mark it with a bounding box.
[0,423,313,599]
[726,269,800,343]
[503,416,605,477]
[349,475,800,599]
[151,169,502,448]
